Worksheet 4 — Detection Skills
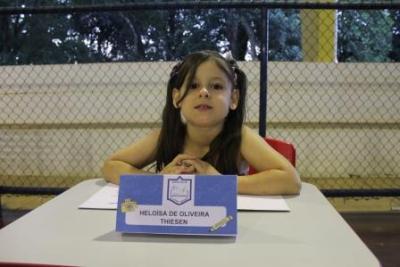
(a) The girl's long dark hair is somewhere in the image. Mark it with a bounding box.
[155,50,247,174]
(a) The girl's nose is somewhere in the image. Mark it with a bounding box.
[199,87,209,98]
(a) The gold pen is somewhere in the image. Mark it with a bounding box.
[210,215,233,232]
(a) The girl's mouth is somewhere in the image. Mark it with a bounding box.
[195,104,212,110]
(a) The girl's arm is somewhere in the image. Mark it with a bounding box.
[101,129,197,184]
[101,129,161,184]
[238,126,301,195]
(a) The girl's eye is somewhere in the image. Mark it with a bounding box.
[210,83,224,90]
[189,82,199,90]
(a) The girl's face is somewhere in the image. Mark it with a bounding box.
[172,59,239,129]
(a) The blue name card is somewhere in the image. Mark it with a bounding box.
[116,174,237,236]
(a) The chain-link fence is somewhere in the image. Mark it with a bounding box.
[0,1,399,201]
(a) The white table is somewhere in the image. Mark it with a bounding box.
[0,179,380,267]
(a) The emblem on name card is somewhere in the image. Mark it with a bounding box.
[167,176,192,205]
[121,198,138,213]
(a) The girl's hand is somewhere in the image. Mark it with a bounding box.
[181,159,220,175]
[160,154,197,174]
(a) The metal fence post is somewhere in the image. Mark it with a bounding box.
[259,7,269,137]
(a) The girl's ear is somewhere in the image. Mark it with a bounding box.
[230,89,239,110]
[172,88,181,108]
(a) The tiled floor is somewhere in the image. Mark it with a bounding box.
[1,210,399,266]
[341,212,400,267]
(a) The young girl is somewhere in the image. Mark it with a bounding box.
[102,50,301,195]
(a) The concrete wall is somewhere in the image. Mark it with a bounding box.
[1,61,399,187]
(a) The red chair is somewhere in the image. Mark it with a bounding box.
[248,137,296,175]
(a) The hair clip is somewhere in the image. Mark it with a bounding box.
[230,64,239,87]
[223,51,239,86]
[224,51,234,60]
[170,61,183,78]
